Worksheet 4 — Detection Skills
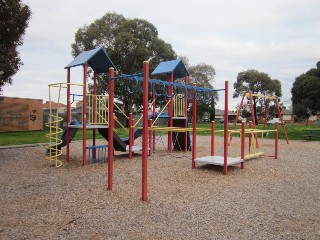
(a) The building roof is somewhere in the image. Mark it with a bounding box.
[215,109,237,116]
[65,47,117,73]
[281,109,293,115]
[43,101,67,109]
[151,59,189,79]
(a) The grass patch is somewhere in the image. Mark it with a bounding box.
[0,128,129,146]
[0,123,319,146]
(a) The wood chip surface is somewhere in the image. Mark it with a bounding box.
[0,136,319,239]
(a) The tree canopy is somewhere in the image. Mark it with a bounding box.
[0,0,31,95]
[188,63,218,121]
[71,12,177,120]
[291,62,320,123]
[233,69,282,123]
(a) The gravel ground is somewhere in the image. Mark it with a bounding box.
[0,136,319,240]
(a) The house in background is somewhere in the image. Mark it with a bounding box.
[281,109,294,124]
[214,109,238,122]
[42,101,68,114]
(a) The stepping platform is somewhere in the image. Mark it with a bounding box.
[195,155,243,166]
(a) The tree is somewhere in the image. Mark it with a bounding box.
[188,63,218,121]
[0,0,31,95]
[233,69,282,124]
[291,62,320,125]
[71,12,177,123]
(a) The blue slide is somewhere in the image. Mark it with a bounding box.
[98,127,143,152]
[97,114,159,152]
[58,119,80,149]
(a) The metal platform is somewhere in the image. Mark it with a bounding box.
[195,155,243,166]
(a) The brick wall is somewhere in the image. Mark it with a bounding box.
[0,97,43,132]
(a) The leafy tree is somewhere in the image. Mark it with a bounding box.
[71,12,176,124]
[0,0,31,95]
[291,62,320,125]
[188,63,218,122]
[233,69,282,124]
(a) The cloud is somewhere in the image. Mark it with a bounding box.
[3,0,320,109]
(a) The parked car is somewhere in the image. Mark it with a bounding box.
[218,118,224,123]
[266,118,285,125]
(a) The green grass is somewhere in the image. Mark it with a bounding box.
[0,128,129,146]
[0,123,319,146]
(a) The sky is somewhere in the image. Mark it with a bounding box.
[3,0,320,110]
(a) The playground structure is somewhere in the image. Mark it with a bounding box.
[231,91,289,144]
[46,48,281,202]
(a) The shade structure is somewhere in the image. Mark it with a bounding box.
[65,47,117,73]
[151,59,189,79]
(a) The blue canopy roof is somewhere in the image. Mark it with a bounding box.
[65,47,117,73]
[151,59,189,79]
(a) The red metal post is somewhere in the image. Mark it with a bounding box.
[241,121,245,169]
[168,72,173,152]
[184,74,189,152]
[142,61,149,202]
[229,91,246,144]
[211,121,215,156]
[107,68,115,191]
[275,98,289,144]
[249,91,259,148]
[129,113,133,159]
[192,83,197,169]
[223,81,228,175]
[148,119,153,156]
[248,121,252,154]
[66,68,71,162]
[275,122,278,159]
[152,83,156,151]
[263,99,269,130]
[82,64,87,166]
[92,72,97,159]
[149,119,153,156]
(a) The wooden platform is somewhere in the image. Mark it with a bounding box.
[195,155,243,166]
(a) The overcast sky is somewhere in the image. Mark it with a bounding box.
[3,0,320,109]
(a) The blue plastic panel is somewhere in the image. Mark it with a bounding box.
[65,47,117,73]
[151,59,189,78]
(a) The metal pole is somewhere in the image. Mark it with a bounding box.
[275,98,289,144]
[107,67,115,190]
[211,121,215,156]
[168,72,173,152]
[129,113,133,159]
[142,61,149,202]
[275,122,278,159]
[149,119,153,156]
[93,72,97,160]
[249,91,259,148]
[66,68,71,162]
[184,74,189,152]
[223,81,228,175]
[230,91,246,144]
[192,83,197,169]
[241,121,245,169]
[82,64,87,166]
